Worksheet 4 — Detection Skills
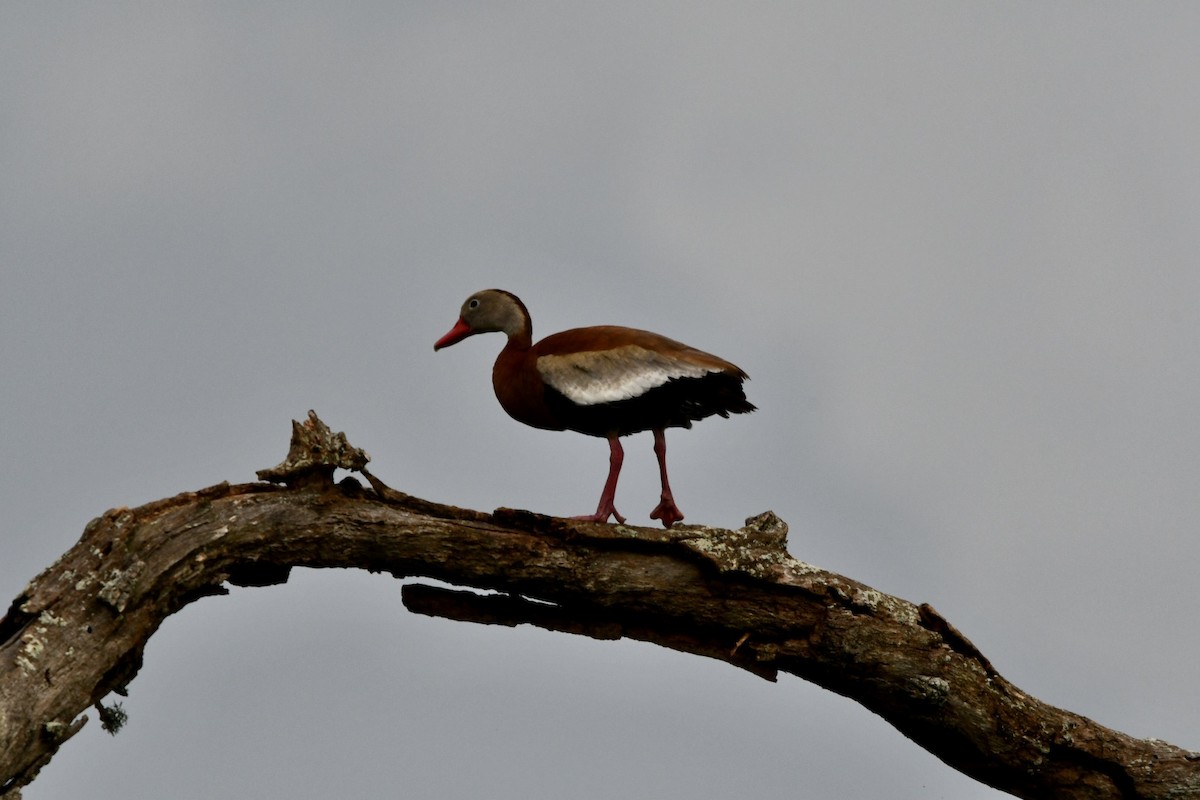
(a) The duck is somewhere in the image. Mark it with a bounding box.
[434,289,755,528]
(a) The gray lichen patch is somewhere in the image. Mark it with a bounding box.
[850,587,885,610]
[13,613,72,674]
[909,675,950,706]
[42,720,70,741]
[97,560,146,613]
[16,630,45,674]
[838,585,922,626]
[21,634,43,659]
[38,610,68,627]
[678,511,821,581]
[884,597,922,627]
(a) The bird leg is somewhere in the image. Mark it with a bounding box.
[648,428,685,528]
[572,435,627,524]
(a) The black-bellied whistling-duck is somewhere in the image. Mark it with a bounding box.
[434,289,755,528]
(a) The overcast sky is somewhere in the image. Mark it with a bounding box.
[3,4,1199,798]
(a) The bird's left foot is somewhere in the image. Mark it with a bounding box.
[649,498,684,529]
[571,502,626,525]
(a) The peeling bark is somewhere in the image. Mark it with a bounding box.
[1,412,1197,798]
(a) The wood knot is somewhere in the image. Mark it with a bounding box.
[742,510,789,550]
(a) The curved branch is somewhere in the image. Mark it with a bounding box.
[1,413,1196,798]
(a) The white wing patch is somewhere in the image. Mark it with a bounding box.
[538,345,717,406]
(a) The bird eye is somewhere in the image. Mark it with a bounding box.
[468,298,480,310]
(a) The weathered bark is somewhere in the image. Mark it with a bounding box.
[1,413,1196,798]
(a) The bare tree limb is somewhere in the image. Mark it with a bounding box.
[1,412,1197,798]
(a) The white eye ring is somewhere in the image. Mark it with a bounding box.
[468,298,480,309]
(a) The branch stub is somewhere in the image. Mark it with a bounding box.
[256,410,369,487]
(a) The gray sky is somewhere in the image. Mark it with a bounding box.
[3,4,1199,798]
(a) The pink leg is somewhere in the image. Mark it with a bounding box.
[572,435,627,524]
[648,429,684,528]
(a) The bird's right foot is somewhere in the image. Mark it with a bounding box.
[649,498,684,529]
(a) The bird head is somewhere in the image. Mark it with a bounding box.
[434,289,530,350]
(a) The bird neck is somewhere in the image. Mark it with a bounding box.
[506,327,533,349]
[502,301,534,349]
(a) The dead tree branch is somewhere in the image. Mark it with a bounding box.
[1,412,1196,798]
